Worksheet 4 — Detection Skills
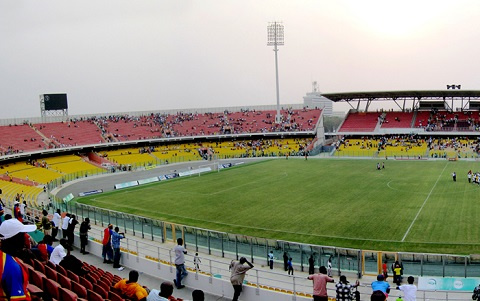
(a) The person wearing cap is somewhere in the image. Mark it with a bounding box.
[307,266,334,301]
[0,218,36,300]
[335,275,359,301]
[371,274,390,297]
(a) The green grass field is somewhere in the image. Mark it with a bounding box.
[79,158,480,254]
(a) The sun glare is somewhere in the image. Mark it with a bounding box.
[345,1,453,37]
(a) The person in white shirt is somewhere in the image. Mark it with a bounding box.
[146,281,173,301]
[51,209,62,241]
[397,276,417,301]
[61,213,70,239]
[50,238,69,265]
[19,201,26,216]
[173,238,187,289]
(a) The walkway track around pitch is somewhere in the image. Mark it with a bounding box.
[401,162,449,242]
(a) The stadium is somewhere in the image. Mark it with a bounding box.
[2,2,480,301]
[1,89,480,300]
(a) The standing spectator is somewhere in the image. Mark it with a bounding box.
[283,251,289,271]
[382,260,388,281]
[327,255,333,277]
[309,254,315,275]
[397,276,417,301]
[173,238,188,289]
[112,226,125,270]
[287,257,294,275]
[51,209,61,241]
[393,261,403,285]
[229,257,254,301]
[307,266,334,301]
[50,238,70,265]
[13,201,22,223]
[62,213,70,239]
[102,224,113,263]
[79,218,91,254]
[335,275,359,301]
[67,214,78,248]
[194,252,201,271]
[371,274,390,297]
[114,270,148,301]
[0,218,36,300]
[20,201,27,217]
[41,209,51,236]
[268,250,274,269]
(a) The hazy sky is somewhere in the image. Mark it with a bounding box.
[1,1,479,119]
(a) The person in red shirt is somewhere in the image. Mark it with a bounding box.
[307,266,334,301]
[102,224,113,263]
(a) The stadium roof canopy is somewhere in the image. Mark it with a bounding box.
[321,90,480,112]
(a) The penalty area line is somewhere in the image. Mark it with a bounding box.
[401,162,449,242]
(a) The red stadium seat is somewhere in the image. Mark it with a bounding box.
[67,270,80,283]
[56,264,68,277]
[29,269,45,290]
[43,278,61,300]
[45,265,58,282]
[93,283,108,299]
[109,291,124,301]
[79,276,93,291]
[33,258,46,274]
[46,260,56,270]
[59,287,78,301]
[57,272,72,290]
[71,281,87,299]
[87,289,104,301]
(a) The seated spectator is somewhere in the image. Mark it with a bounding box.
[147,281,181,301]
[0,218,36,300]
[114,270,149,301]
[31,234,54,262]
[50,238,69,265]
[192,290,204,301]
[371,290,387,301]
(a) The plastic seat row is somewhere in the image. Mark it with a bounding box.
[24,257,125,301]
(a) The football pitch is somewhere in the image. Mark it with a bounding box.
[79,158,480,254]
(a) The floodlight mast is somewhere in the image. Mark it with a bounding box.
[267,22,284,124]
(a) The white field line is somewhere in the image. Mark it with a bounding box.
[401,162,449,242]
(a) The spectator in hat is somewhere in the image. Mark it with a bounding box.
[0,218,36,300]
[371,274,390,297]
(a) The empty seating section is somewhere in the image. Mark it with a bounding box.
[103,148,157,165]
[0,124,46,154]
[8,166,61,184]
[34,121,104,147]
[151,144,203,162]
[381,112,414,128]
[43,155,104,175]
[339,112,380,132]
